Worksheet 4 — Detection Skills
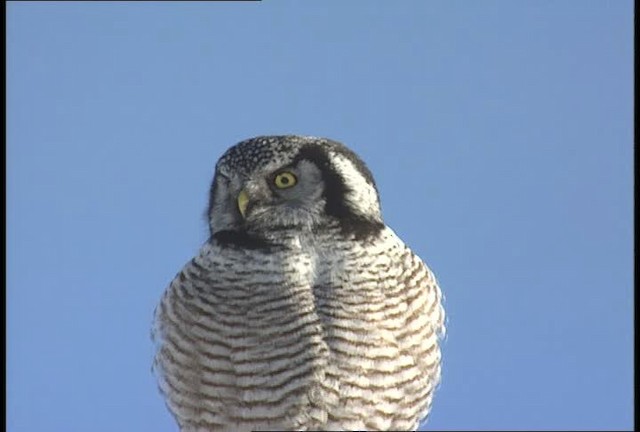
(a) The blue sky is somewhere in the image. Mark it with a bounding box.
[7,1,633,431]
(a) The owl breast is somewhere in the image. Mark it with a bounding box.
[154,226,444,431]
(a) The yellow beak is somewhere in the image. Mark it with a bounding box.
[237,189,249,218]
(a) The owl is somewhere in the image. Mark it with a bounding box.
[153,135,446,431]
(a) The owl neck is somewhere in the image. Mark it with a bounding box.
[212,217,384,250]
[212,229,274,250]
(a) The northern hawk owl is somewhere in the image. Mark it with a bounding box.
[153,135,446,431]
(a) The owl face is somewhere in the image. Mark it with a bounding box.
[208,136,384,241]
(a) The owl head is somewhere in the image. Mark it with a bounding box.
[207,135,384,245]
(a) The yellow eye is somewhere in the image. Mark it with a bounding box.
[273,171,297,189]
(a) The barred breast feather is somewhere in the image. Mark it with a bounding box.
[153,225,445,431]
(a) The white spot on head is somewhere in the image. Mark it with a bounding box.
[329,152,382,221]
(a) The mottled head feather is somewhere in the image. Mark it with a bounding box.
[208,135,384,244]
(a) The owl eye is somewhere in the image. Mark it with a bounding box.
[273,171,297,189]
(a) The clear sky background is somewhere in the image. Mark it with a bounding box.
[7,1,633,431]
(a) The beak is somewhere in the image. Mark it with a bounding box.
[237,189,249,218]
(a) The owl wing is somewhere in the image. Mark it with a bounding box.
[393,234,446,426]
[316,227,445,430]
[154,240,336,431]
